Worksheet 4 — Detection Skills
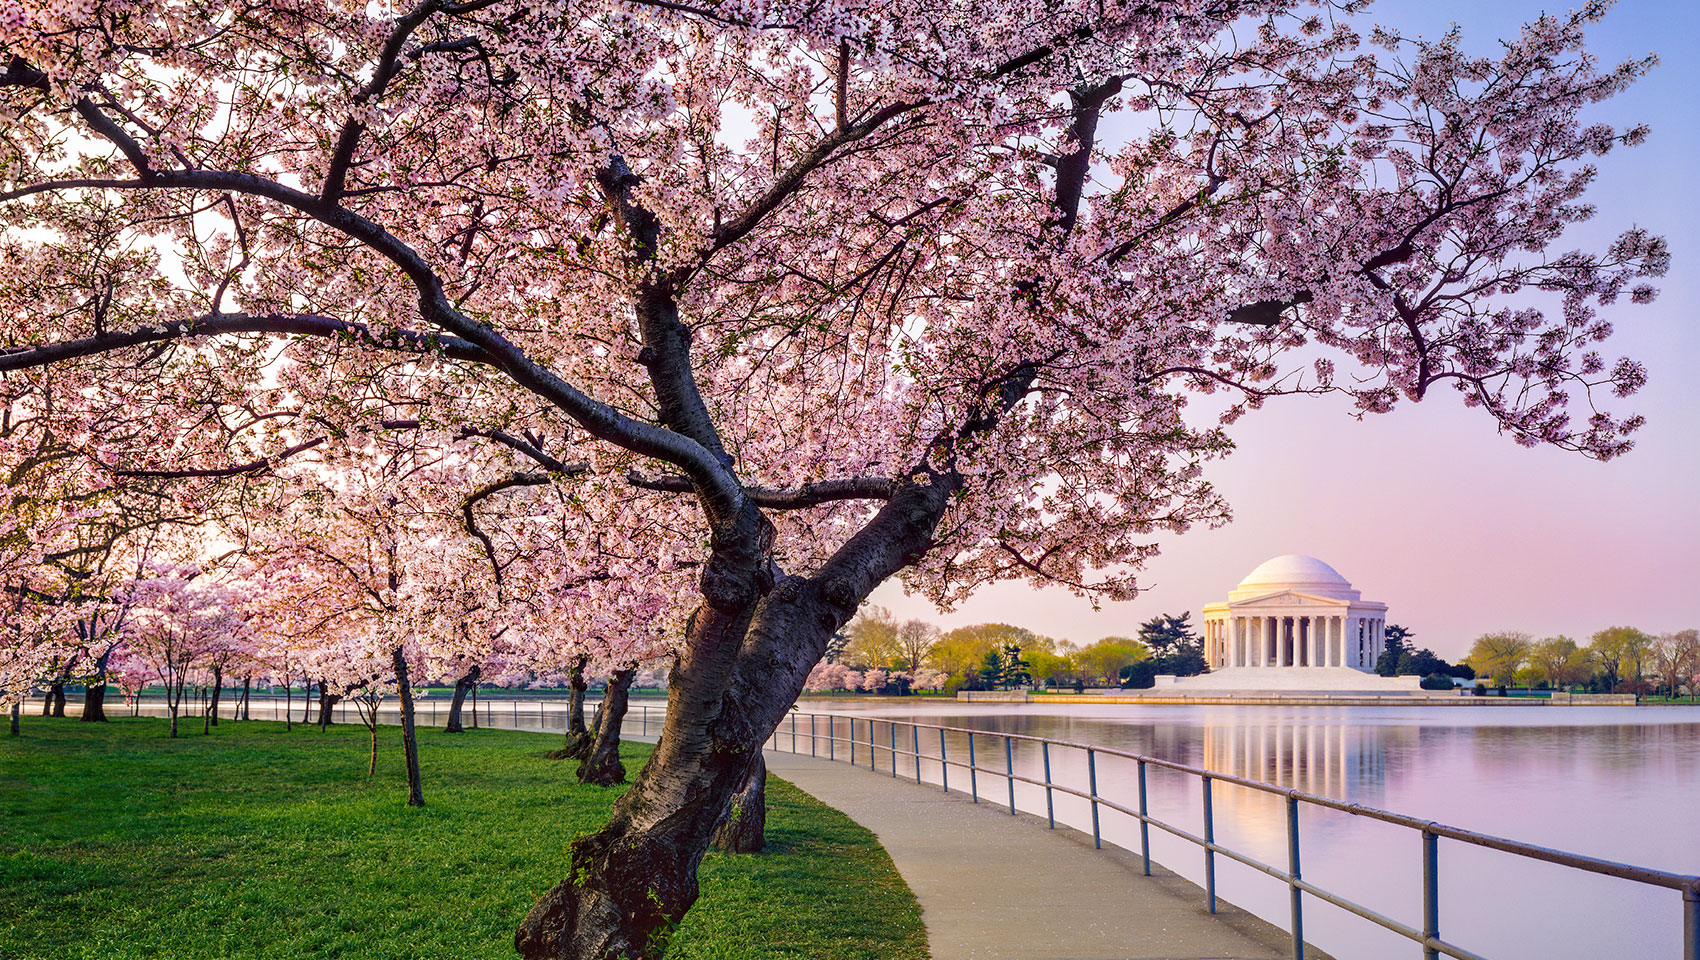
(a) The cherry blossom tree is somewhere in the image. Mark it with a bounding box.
[120,566,247,738]
[0,0,1669,955]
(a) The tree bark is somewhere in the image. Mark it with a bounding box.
[8,700,18,735]
[517,468,955,960]
[168,674,183,738]
[547,657,591,760]
[240,675,251,720]
[302,678,314,725]
[711,754,766,854]
[444,665,480,733]
[47,677,67,717]
[367,711,379,776]
[285,676,293,731]
[394,647,425,807]
[576,668,633,787]
[208,665,223,727]
[317,680,339,730]
[81,681,108,723]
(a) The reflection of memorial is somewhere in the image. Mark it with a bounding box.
[1203,720,1394,804]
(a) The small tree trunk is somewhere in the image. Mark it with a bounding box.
[318,680,338,730]
[285,677,293,731]
[470,683,479,729]
[302,679,315,725]
[240,676,251,720]
[394,647,426,807]
[81,681,109,723]
[711,754,766,854]
[48,677,68,717]
[208,666,223,727]
[444,665,480,733]
[168,675,182,739]
[548,657,591,760]
[367,711,379,776]
[8,700,18,736]
[577,668,634,787]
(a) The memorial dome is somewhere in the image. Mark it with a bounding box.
[1228,554,1360,601]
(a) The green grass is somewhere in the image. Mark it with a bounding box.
[0,718,927,960]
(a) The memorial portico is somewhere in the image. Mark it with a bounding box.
[1199,555,1388,672]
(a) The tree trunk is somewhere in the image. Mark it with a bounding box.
[394,647,426,807]
[285,676,293,731]
[470,682,479,729]
[576,668,634,787]
[48,677,68,717]
[367,713,379,776]
[302,678,314,725]
[444,665,480,733]
[317,680,339,730]
[547,657,591,760]
[240,676,251,720]
[168,675,183,739]
[208,666,223,727]
[516,473,952,960]
[81,681,108,723]
[8,700,18,735]
[711,755,766,854]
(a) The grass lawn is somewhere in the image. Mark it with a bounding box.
[0,718,927,960]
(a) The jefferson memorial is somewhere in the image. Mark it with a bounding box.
[1165,555,1417,691]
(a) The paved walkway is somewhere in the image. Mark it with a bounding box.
[765,749,1323,960]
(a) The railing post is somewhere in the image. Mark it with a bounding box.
[968,733,978,802]
[1005,735,1016,814]
[939,728,949,794]
[828,716,835,761]
[791,712,797,752]
[1422,829,1439,960]
[811,715,818,757]
[1202,775,1217,914]
[850,718,857,766]
[1042,741,1054,828]
[1138,759,1151,876]
[913,725,922,784]
[1287,795,1304,960]
[1682,882,1698,960]
[889,722,897,777]
[1087,748,1101,849]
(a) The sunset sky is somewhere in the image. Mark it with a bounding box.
[873,0,1700,658]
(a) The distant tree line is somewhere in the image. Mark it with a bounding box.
[1461,627,1699,698]
[809,606,1218,694]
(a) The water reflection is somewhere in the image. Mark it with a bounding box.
[800,700,1700,960]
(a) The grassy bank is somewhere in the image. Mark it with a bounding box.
[0,718,926,960]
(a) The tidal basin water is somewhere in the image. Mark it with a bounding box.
[796,699,1700,959]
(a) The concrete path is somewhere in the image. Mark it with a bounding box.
[765,749,1323,960]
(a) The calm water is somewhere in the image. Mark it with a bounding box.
[795,699,1700,959]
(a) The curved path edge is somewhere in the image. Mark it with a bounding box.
[763,749,1332,960]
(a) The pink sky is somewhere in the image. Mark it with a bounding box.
[873,0,1700,659]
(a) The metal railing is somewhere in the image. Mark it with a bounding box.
[102,692,668,740]
[765,710,1700,960]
